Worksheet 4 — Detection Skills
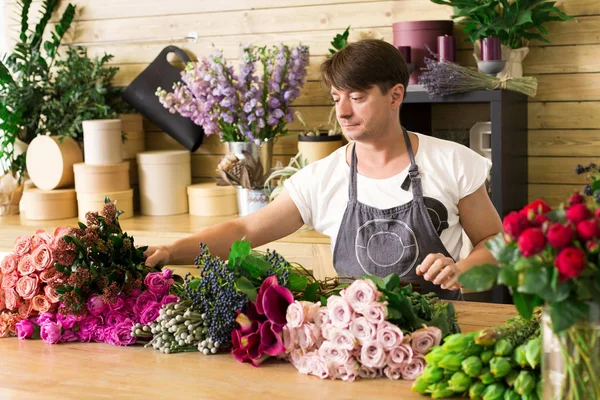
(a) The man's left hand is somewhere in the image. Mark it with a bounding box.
[416,253,461,291]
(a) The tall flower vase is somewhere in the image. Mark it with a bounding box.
[235,187,269,216]
[542,305,600,399]
[227,140,275,175]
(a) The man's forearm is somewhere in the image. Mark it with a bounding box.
[456,234,499,274]
[168,220,247,265]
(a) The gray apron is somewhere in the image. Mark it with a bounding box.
[332,127,462,300]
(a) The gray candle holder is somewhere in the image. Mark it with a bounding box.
[407,63,415,75]
[477,60,506,76]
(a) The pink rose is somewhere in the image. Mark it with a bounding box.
[286,301,306,328]
[143,272,173,297]
[162,269,173,279]
[400,355,426,380]
[1,271,19,289]
[376,321,404,350]
[133,290,157,316]
[86,294,106,316]
[18,299,33,319]
[320,323,335,340]
[51,227,73,250]
[332,358,360,382]
[160,294,179,306]
[297,323,320,350]
[108,295,125,311]
[104,311,127,327]
[92,327,106,343]
[388,343,414,366]
[360,341,386,368]
[384,365,404,380]
[341,279,381,313]
[358,365,381,379]
[60,330,79,343]
[78,315,103,342]
[363,302,388,325]
[31,244,53,271]
[40,321,62,344]
[327,295,353,328]
[0,288,5,310]
[329,327,356,351]
[283,325,297,353]
[16,319,35,340]
[290,350,310,374]
[57,314,82,330]
[0,253,18,274]
[13,235,32,256]
[44,286,61,304]
[305,352,332,380]
[17,255,35,276]
[15,275,39,300]
[31,295,51,313]
[36,312,56,325]
[39,268,61,284]
[318,341,351,365]
[314,308,330,329]
[411,326,443,355]
[140,302,161,325]
[32,230,53,249]
[106,319,137,346]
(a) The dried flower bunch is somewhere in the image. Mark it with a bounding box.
[418,51,537,98]
[216,151,266,190]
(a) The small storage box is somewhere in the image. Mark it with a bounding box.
[187,183,238,217]
[26,136,83,191]
[22,188,78,220]
[137,150,191,216]
[73,162,130,193]
[82,119,123,165]
[77,189,134,221]
[122,130,146,160]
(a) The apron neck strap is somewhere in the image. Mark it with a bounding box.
[348,126,423,201]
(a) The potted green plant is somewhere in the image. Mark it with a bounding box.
[430,0,572,78]
[264,152,309,202]
[296,109,343,164]
[0,0,76,215]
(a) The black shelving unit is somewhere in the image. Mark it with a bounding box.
[401,89,528,218]
[401,89,528,304]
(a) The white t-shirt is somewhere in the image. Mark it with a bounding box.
[284,132,492,261]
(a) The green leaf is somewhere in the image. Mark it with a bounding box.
[387,308,403,320]
[518,266,549,294]
[228,240,252,268]
[303,282,319,302]
[513,256,544,271]
[288,273,308,292]
[383,274,401,291]
[458,264,499,292]
[240,255,271,279]
[549,299,589,333]
[320,295,327,306]
[486,234,519,264]
[364,275,386,290]
[386,291,419,330]
[78,222,87,229]
[235,276,258,302]
[512,292,535,320]
[498,264,519,287]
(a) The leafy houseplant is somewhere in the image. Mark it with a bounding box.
[264,152,309,201]
[0,0,76,182]
[430,0,573,49]
[42,47,129,143]
[459,195,600,399]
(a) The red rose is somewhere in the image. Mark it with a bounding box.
[521,199,551,216]
[595,208,600,220]
[502,211,529,238]
[555,247,586,281]
[531,214,549,227]
[518,228,547,257]
[566,203,592,224]
[587,240,599,254]
[547,223,573,249]
[569,193,585,206]
[577,219,600,241]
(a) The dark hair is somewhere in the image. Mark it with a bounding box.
[320,39,409,95]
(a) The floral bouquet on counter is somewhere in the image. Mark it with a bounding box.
[0,197,181,344]
[156,44,309,143]
[459,195,600,399]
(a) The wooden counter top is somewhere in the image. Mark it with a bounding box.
[0,302,515,400]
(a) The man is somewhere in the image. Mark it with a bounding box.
[144,39,503,299]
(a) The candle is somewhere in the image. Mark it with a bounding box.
[396,46,411,64]
[481,37,501,61]
[437,35,456,62]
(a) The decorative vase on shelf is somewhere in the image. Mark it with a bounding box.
[542,304,600,400]
[474,40,529,79]
[235,187,269,217]
[227,139,275,175]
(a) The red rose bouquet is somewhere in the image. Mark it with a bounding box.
[459,196,600,399]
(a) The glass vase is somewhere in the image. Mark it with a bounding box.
[542,304,600,400]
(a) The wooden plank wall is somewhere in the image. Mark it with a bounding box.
[4,0,598,207]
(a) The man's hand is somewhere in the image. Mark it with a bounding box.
[416,253,461,291]
[144,245,172,268]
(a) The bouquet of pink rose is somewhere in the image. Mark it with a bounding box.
[281,279,444,381]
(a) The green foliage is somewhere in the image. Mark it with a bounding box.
[328,26,351,54]
[0,0,76,181]
[42,47,130,142]
[430,0,573,49]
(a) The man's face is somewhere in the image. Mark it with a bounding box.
[330,85,400,142]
